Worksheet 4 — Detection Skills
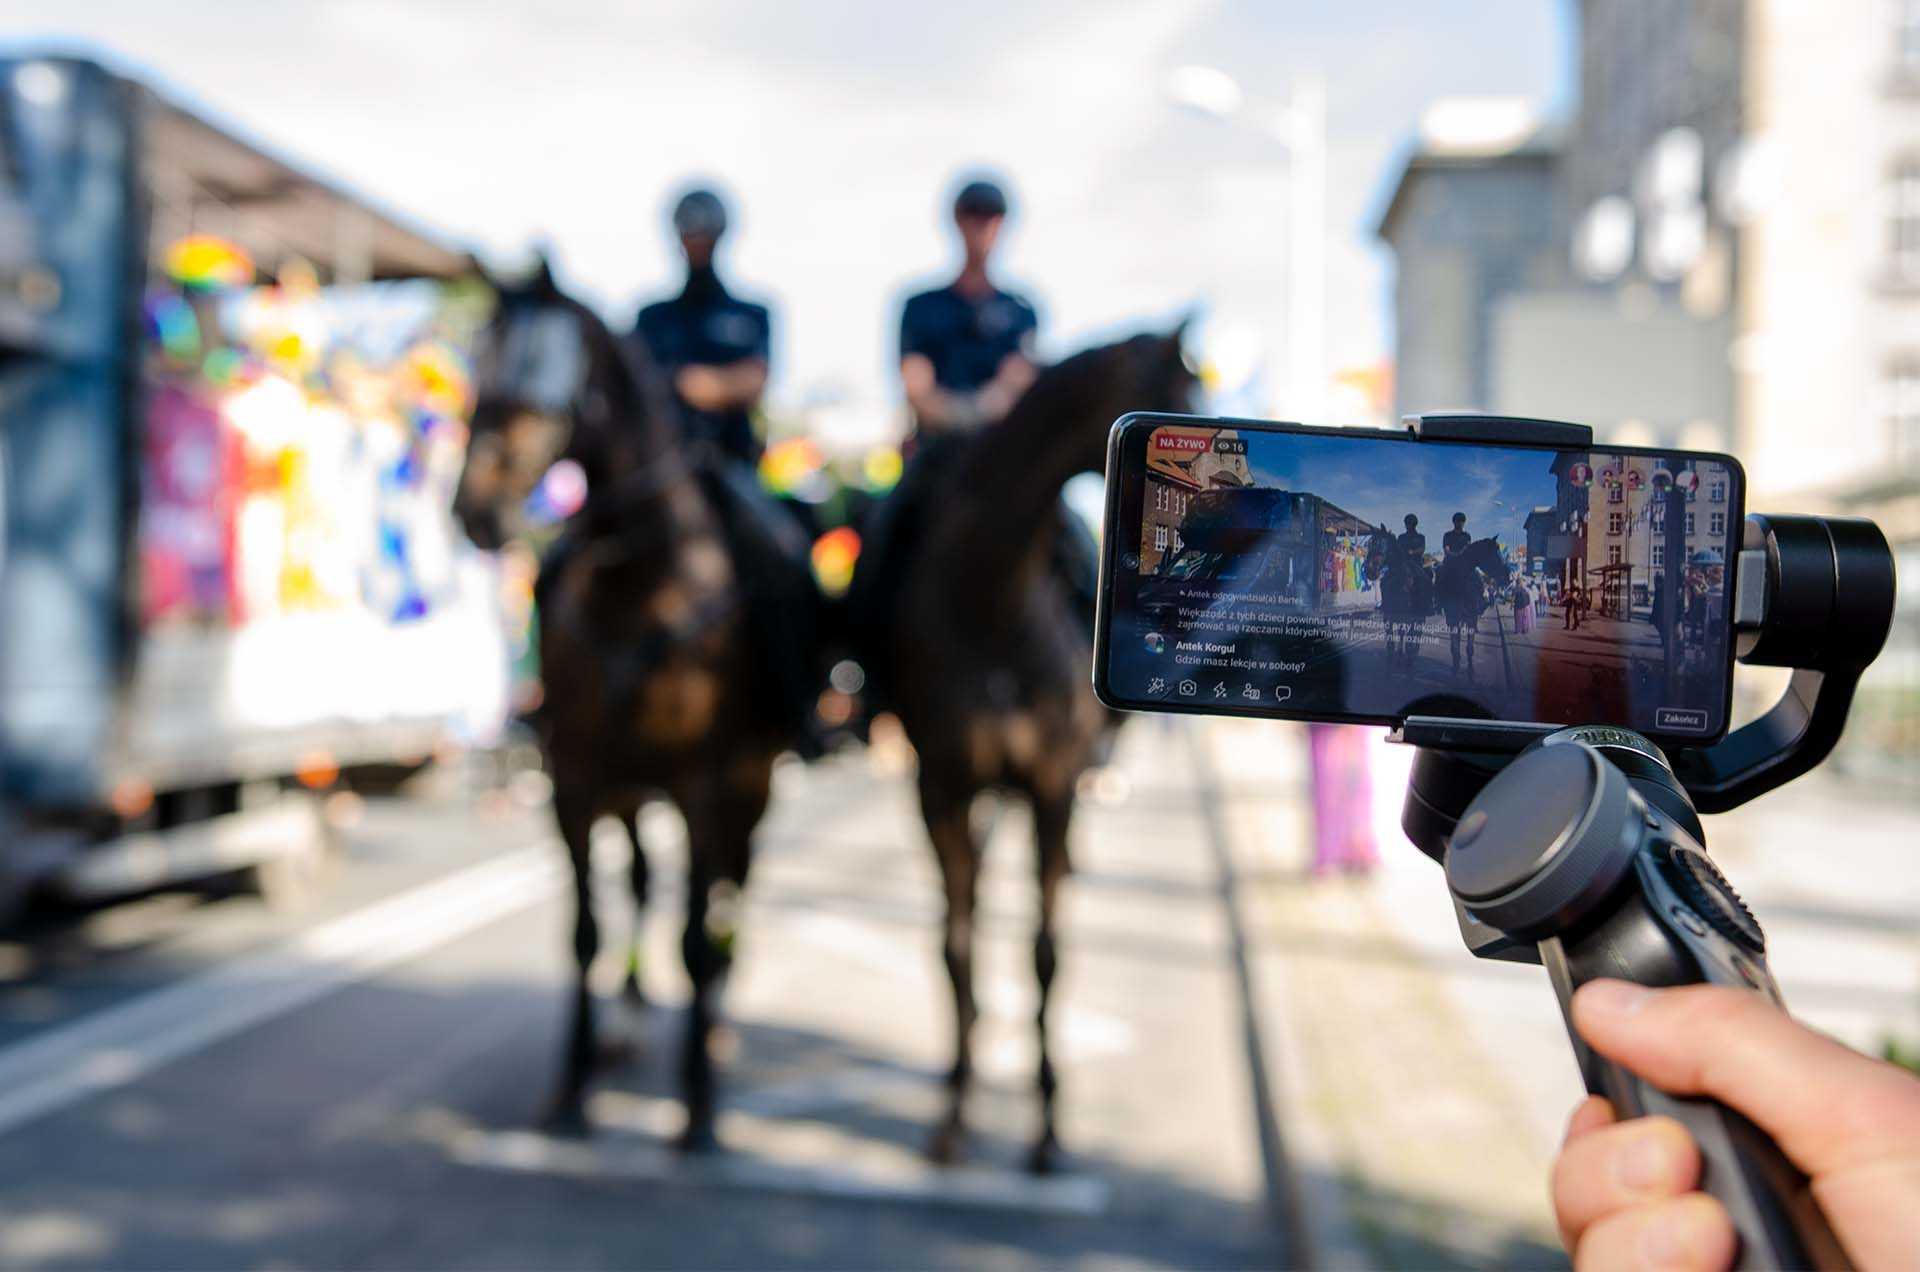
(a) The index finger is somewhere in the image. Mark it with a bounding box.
[1571,982,1920,1178]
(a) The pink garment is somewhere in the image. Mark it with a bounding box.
[1308,723,1379,875]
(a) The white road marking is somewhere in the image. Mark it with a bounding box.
[0,844,564,1139]
[454,1117,1112,1217]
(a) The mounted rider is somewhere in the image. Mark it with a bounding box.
[630,187,772,467]
[1442,512,1471,559]
[1397,513,1427,562]
[855,174,1102,701]
[897,176,1039,448]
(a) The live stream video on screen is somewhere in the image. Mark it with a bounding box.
[1103,423,1742,740]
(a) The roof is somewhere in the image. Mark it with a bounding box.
[1373,122,1564,243]
[135,78,468,282]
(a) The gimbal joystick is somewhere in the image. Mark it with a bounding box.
[1390,414,1898,1271]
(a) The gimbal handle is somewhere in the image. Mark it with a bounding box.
[1450,740,1851,1269]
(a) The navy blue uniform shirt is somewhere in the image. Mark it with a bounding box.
[898,283,1038,396]
[632,272,771,464]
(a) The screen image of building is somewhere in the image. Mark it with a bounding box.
[1139,427,1252,572]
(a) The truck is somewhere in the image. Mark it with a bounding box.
[0,57,508,921]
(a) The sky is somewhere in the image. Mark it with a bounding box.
[1,1,1569,438]
[1247,432,1558,548]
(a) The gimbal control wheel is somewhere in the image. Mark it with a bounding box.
[1659,840,1766,956]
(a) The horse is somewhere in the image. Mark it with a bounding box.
[850,328,1197,1173]
[1367,528,1432,669]
[453,262,819,1149]
[1433,537,1512,678]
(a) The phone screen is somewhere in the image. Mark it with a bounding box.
[1095,415,1744,743]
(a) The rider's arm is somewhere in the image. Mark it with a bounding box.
[901,353,973,431]
[676,359,767,413]
[1553,980,1920,1269]
[674,303,770,413]
[903,352,1036,432]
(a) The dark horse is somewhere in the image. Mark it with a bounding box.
[1367,527,1432,669]
[1434,537,1512,678]
[850,329,1197,1173]
[453,263,818,1148]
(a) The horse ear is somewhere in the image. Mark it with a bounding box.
[529,248,559,297]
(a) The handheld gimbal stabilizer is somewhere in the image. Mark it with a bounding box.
[1389,414,1897,1271]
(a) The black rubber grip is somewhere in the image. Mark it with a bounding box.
[1543,926,1852,1271]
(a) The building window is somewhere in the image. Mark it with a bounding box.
[1892,157,1920,277]
[1685,512,1696,535]
[1608,545,1624,566]
[1709,511,1727,536]
[1901,0,1920,73]
[1708,479,1726,503]
[1652,504,1667,531]
[1890,361,1920,466]
[1608,484,1624,504]
[1652,543,1666,568]
[1173,529,1184,553]
[1153,525,1168,553]
[1608,512,1624,535]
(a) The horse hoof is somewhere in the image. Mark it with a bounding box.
[541,1098,592,1138]
[675,1119,721,1155]
[1026,1136,1063,1176]
[925,1125,966,1166]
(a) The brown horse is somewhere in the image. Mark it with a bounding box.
[454,264,815,1148]
[856,329,1197,1172]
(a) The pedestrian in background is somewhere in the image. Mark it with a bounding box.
[1307,723,1378,876]
[1512,576,1535,634]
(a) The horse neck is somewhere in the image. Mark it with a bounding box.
[571,324,706,536]
[922,360,1122,598]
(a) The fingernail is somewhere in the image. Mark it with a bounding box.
[1642,1206,1707,1268]
[1616,1134,1672,1193]
[1581,980,1652,1017]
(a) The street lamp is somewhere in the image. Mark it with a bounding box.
[1165,64,1326,424]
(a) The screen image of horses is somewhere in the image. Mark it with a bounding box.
[1107,423,1741,739]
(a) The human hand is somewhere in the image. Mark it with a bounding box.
[675,365,729,411]
[1552,980,1920,1269]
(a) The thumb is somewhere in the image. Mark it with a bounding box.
[1571,981,1920,1179]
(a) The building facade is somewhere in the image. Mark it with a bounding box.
[1375,125,1564,422]
[1736,0,1920,780]
[1139,427,1252,573]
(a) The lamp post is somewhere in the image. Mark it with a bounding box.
[1165,65,1326,424]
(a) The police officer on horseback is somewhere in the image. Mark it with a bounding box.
[1397,514,1426,562]
[898,176,1039,443]
[630,186,772,466]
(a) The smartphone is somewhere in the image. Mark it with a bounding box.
[1093,413,1745,745]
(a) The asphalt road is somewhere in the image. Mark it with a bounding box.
[0,725,1291,1270]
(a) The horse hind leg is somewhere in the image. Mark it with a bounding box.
[921,777,981,1165]
[1028,791,1074,1175]
[544,782,600,1135]
[622,807,651,1007]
